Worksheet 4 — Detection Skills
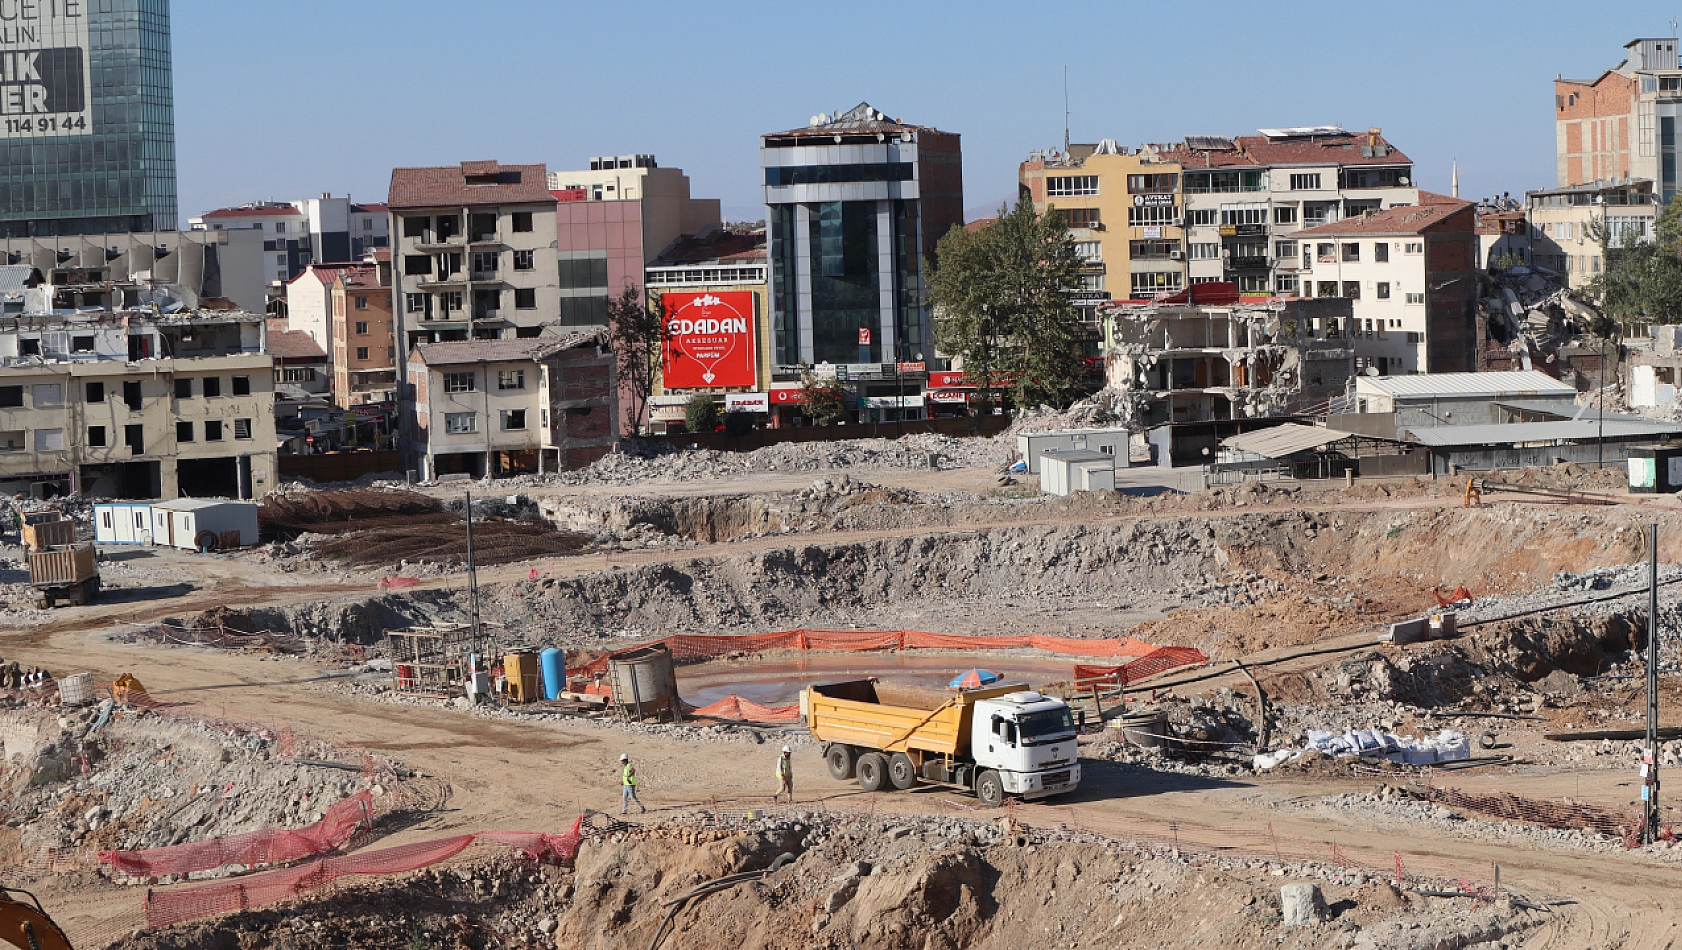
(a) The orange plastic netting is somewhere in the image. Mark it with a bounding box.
[100,791,374,877]
[1072,647,1211,688]
[577,629,1173,678]
[141,817,584,930]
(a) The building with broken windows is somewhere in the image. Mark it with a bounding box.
[1099,287,1354,428]
[387,161,561,367]
[1294,193,1478,375]
[0,269,276,500]
[0,228,273,315]
[1554,38,1682,199]
[1526,179,1658,290]
[1164,128,1419,296]
[406,332,618,480]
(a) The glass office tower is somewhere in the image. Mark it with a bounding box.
[1,0,177,237]
[761,103,962,367]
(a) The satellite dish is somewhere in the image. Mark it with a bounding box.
[1364,366,1380,376]
[1399,176,1411,185]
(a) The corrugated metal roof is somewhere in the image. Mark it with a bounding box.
[1405,420,1682,447]
[0,265,34,293]
[1493,400,1650,423]
[1221,423,1350,459]
[1357,371,1577,400]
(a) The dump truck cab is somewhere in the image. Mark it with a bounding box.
[971,691,1081,799]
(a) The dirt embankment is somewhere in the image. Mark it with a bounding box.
[111,816,1535,950]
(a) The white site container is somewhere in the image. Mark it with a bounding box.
[149,499,259,552]
[93,502,155,545]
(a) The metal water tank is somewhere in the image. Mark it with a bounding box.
[608,644,677,720]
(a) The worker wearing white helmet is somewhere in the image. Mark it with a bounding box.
[619,754,645,815]
[773,746,794,804]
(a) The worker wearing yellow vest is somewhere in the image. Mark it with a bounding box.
[773,746,793,803]
[619,753,645,814]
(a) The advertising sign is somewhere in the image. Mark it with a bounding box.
[858,327,871,345]
[660,291,757,390]
[927,390,970,404]
[1132,194,1175,207]
[770,387,805,405]
[725,392,768,413]
[2,1,92,138]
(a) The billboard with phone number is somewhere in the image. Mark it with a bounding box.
[660,290,757,390]
[1,2,92,139]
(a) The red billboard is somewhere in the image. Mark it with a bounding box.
[660,291,757,390]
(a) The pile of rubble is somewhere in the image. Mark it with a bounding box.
[0,703,399,858]
[1478,265,1604,372]
[492,432,1011,488]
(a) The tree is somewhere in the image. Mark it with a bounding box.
[683,393,718,432]
[722,408,755,438]
[927,194,1088,419]
[1587,195,1682,336]
[606,284,665,436]
[799,365,850,426]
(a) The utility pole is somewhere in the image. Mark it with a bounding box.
[1646,522,1661,844]
[465,489,482,661]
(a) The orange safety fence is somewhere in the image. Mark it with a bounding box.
[140,817,585,932]
[98,791,374,877]
[1072,647,1212,689]
[576,628,1178,678]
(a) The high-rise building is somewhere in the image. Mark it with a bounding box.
[0,0,177,238]
[1554,38,1682,199]
[760,103,962,368]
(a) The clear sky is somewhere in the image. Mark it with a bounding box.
[174,0,1681,225]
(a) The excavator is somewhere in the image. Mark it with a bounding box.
[0,887,72,950]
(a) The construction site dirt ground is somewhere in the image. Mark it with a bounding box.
[6,444,1682,948]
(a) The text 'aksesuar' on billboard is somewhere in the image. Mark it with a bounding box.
[1,0,92,139]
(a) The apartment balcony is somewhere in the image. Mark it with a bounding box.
[469,271,502,283]
[472,309,503,322]
[468,233,502,246]
[416,273,466,289]
[413,237,465,251]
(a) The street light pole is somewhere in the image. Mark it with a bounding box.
[1646,522,1661,844]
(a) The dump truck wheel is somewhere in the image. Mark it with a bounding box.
[856,753,887,792]
[81,578,98,604]
[825,744,856,780]
[976,770,1005,807]
[888,753,918,790]
[195,530,218,552]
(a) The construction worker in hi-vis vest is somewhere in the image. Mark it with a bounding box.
[620,754,645,814]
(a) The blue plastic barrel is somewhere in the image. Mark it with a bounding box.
[540,647,565,701]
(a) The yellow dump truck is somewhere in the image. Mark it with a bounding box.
[27,543,100,609]
[801,679,1081,806]
[20,513,75,552]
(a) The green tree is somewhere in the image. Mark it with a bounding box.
[799,365,850,426]
[1588,196,1682,336]
[683,393,718,432]
[606,284,666,436]
[927,195,1088,418]
[722,408,755,437]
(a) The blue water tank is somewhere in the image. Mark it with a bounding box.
[540,647,565,701]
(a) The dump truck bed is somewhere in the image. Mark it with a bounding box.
[21,516,75,551]
[803,679,1024,757]
[28,544,97,587]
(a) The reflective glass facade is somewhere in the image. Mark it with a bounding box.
[1,0,176,237]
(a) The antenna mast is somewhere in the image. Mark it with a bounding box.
[1063,66,1071,157]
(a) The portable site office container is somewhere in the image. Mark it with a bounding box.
[1016,428,1130,474]
[1039,449,1116,497]
[93,503,155,545]
[149,499,259,552]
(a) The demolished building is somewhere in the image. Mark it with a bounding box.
[1099,285,1355,429]
[1475,263,1610,389]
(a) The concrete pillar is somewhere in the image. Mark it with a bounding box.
[1280,883,1324,927]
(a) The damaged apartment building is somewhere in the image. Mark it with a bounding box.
[0,266,276,500]
[1099,286,1355,428]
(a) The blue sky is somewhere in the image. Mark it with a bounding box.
[174,0,1680,224]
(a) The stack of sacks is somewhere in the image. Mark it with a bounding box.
[1253,729,1470,771]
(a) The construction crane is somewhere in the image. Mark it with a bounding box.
[0,887,73,950]
[1463,477,1621,508]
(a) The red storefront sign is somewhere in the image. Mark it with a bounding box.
[770,387,806,405]
[927,390,970,404]
[927,371,968,389]
[858,327,871,345]
[661,291,757,390]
